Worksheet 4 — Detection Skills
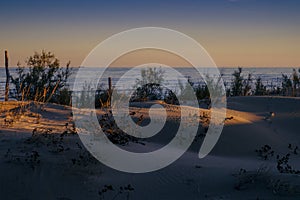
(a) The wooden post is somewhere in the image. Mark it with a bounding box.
[5,50,10,101]
[108,77,112,106]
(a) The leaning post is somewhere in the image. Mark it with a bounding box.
[108,77,112,107]
[4,50,10,101]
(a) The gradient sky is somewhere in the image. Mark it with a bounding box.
[0,0,299,67]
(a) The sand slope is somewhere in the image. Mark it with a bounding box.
[0,97,300,199]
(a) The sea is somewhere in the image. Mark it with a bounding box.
[0,67,297,101]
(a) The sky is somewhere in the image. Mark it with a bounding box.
[0,0,299,67]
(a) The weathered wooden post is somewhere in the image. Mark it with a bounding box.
[108,77,112,107]
[5,50,10,101]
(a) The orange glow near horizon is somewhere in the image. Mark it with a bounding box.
[1,30,299,68]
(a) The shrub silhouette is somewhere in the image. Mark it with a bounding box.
[230,67,244,96]
[254,77,267,95]
[229,67,253,96]
[11,50,71,103]
[281,74,293,96]
[291,69,300,96]
[131,67,165,102]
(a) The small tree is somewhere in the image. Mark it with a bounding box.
[281,74,292,96]
[230,67,243,96]
[292,69,300,96]
[11,50,71,103]
[179,77,197,100]
[254,77,267,95]
[243,73,252,96]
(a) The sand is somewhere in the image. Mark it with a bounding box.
[0,96,300,199]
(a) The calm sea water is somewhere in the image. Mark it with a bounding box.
[0,67,296,100]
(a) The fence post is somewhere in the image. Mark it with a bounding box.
[5,50,10,101]
[108,77,112,107]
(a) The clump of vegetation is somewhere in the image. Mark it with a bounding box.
[1,102,44,128]
[234,166,300,196]
[75,81,111,109]
[24,151,41,169]
[228,67,253,96]
[234,166,270,191]
[237,145,300,196]
[25,127,74,153]
[255,145,274,160]
[225,67,300,97]
[129,67,185,105]
[291,69,300,96]
[62,122,77,136]
[27,128,58,145]
[281,74,293,96]
[229,67,244,96]
[4,149,41,170]
[288,144,298,155]
[269,179,300,196]
[11,50,72,105]
[71,150,98,167]
[254,77,267,95]
[276,154,300,174]
[98,184,134,200]
[130,67,165,102]
[254,144,300,174]
[281,69,300,96]
[98,111,142,146]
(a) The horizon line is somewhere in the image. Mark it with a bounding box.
[1,66,299,69]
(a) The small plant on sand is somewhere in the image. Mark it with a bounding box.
[233,166,270,191]
[269,178,300,196]
[234,166,300,196]
[24,150,41,169]
[276,154,300,174]
[3,115,14,127]
[62,122,77,136]
[288,144,299,155]
[71,142,98,167]
[255,145,274,160]
[4,149,40,170]
[25,127,73,153]
[98,111,142,146]
[98,184,134,200]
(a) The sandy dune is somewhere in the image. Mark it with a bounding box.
[0,96,300,199]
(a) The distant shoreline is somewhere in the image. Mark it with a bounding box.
[0,66,299,69]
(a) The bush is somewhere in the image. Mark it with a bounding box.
[281,74,293,96]
[254,77,267,95]
[55,88,72,106]
[292,69,300,96]
[230,67,244,96]
[130,67,165,102]
[11,50,71,103]
[229,67,253,96]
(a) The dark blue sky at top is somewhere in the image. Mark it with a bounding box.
[1,0,299,27]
